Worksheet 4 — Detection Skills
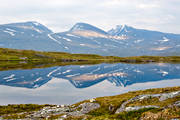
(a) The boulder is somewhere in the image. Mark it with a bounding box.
[125,105,160,112]
[159,91,180,101]
[79,102,100,114]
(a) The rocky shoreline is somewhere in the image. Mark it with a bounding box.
[1,87,180,119]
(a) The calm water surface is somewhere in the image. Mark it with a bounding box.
[0,63,180,105]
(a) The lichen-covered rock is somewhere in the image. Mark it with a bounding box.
[115,94,160,113]
[125,105,160,112]
[116,90,180,114]
[79,102,100,114]
[89,98,96,102]
[159,91,180,101]
[27,106,71,118]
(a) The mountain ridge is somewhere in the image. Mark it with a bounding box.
[0,21,180,57]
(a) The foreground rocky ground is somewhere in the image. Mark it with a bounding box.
[1,86,180,120]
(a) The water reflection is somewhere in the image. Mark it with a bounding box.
[1,63,180,89]
[0,63,180,105]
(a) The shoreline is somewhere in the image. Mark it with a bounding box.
[1,86,180,119]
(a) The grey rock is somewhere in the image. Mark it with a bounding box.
[67,111,84,117]
[79,102,100,114]
[125,105,159,112]
[115,94,160,113]
[174,101,180,107]
[159,91,180,101]
[116,90,180,114]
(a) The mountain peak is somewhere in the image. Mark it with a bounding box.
[69,22,107,35]
[108,24,134,36]
[4,21,53,34]
[24,21,42,26]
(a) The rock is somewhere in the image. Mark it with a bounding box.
[174,101,180,107]
[159,91,180,101]
[116,91,180,114]
[115,94,161,114]
[67,111,84,117]
[124,105,160,112]
[61,114,67,118]
[109,104,115,112]
[61,105,65,107]
[90,98,96,102]
[79,102,100,114]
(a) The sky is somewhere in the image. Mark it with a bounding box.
[0,0,179,33]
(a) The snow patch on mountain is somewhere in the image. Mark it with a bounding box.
[159,37,169,43]
[48,34,61,45]
[63,37,72,42]
[17,26,43,33]
[6,28,16,32]
[3,30,15,36]
[66,33,80,38]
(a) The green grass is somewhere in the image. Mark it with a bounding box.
[1,47,180,63]
[1,47,180,71]
[0,104,52,115]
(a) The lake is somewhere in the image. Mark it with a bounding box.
[0,63,180,105]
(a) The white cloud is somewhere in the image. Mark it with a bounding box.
[0,0,180,33]
[138,4,160,9]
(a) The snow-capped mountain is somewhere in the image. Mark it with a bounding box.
[1,63,180,89]
[0,21,180,56]
[70,22,108,35]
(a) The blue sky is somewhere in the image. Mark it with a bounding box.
[0,0,179,33]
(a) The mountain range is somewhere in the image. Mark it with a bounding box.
[0,21,180,56]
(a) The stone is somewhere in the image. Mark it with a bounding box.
[115,94,161,114]
[124,105,159,112]
[174,101,180,107]
[109,104,115,112]
[79,102,100,114]
[90,98,96,102]
[61,105,65,107]
[159,91,180,101]
[61,114,67,118]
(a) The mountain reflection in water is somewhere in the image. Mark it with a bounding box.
[1,63,180,105]
[0,63,180,89]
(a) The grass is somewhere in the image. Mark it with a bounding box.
[1,47,180,71]
[1,47,180,63]
[0,104,52,116]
